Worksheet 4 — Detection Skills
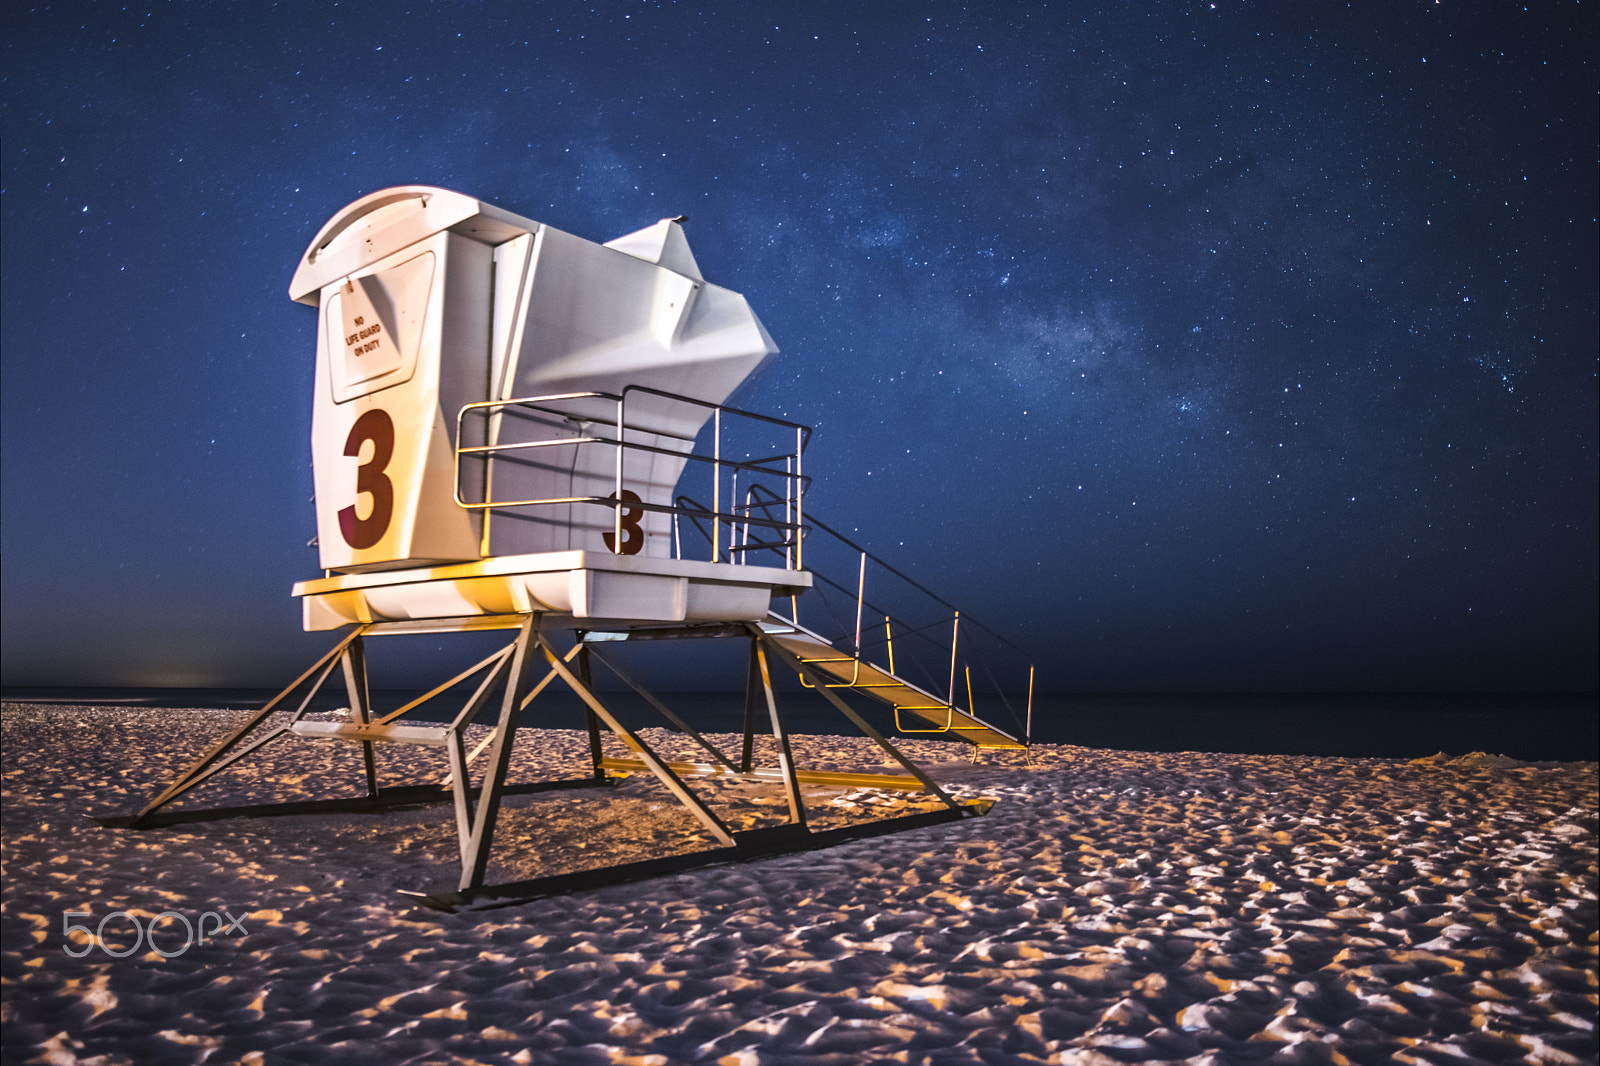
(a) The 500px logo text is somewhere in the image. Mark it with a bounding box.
[63,909,247,958]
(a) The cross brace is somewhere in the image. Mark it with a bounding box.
[124,612,989,901]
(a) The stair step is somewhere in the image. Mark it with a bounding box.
[290,721,451,746]
[766,623,1023,749]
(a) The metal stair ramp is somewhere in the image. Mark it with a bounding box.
[760,616,1025,750]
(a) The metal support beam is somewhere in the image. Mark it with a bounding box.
[341,635,380,798]
[379,643,516,726]
[459,615,541,892]
[584,645,737,771]
[133,626,368,825]
[751,625,963,812]
[448,645,517,733]
[442,645,517,864]
[126,608,994,903]
[596,758,931,791]
[741,637,760,773]
[575,637,607,781]
[753,638,806,828]
[455,642,586,772]
[536,633,736,848]
[149,723,295,803]
[446,729,473,868]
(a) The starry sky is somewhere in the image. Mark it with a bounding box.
[3,2,1595,694]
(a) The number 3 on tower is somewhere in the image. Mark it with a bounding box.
[338,408,395,549]
[603,490,644,555]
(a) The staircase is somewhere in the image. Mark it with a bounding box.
[661,482,1035,751]
[761,615,1025,749]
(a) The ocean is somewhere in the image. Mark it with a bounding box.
[4,687,1593,763]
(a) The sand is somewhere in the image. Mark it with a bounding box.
[2,700,1595,1065]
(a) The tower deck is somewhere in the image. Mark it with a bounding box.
[293,551,811,631]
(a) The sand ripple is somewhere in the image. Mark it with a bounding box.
[2,702,1595,1064]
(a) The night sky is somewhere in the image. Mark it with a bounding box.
[3,3,1595,695]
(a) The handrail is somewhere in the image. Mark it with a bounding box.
[618,384,812,449]
[666,488,1036,744]
[452,384,1033,744]
[768,515,1036,744]
[802,512,1033,663]
[454,386,808,571]
[673,493,801,564]
[618,385,808,567]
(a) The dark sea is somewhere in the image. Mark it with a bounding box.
[4,687,1594,763]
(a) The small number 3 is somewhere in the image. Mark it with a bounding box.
[603,490,645,555]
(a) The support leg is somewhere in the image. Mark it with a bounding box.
[585,645,737,771]
[741,638,760,774]
[576,637,607,781]
[753,626,963,812]
[133,627,367,825]
[446,729,473,868]
[341,636,380,798]
[753,639,806,828]
[540,635,735,848]
[441,644,517,850]
[456,644,585,773]
[460,615,541,892]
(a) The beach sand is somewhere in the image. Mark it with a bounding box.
[2,700,1595,1064]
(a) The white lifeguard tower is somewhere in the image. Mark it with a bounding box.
[131,187,1032,905]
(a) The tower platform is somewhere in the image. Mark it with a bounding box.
[294,551,811,631]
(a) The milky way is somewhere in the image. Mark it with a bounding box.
[2,3,1594,692]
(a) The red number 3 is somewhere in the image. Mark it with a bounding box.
[339,409,395,549]
[603,489,645,555]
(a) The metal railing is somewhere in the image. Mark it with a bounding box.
[772,514,1036,744]
[671,494,1037,744]
[454,384,1034,742]
[454,385,810,569]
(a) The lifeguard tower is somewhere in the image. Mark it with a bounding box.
[130,187,1033,905]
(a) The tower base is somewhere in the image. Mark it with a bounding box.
[122,609,989,906]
